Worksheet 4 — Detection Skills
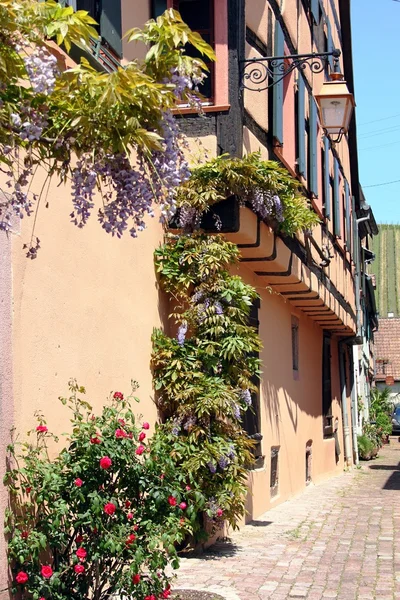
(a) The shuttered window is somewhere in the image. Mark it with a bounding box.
[296,76,306,177]
[309,95,318,196]
[76,0,122,57]
[323,135,331,219]
[273,21,284,145]
[345,180,351,250]
[311,0,319,22]
[326,20,334,69]
[333,158,341,237]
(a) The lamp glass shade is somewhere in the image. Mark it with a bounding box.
[315,81,355,135]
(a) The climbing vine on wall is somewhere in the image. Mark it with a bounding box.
[152,154,320,539]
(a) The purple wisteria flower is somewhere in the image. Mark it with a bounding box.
[207,461,217,474]
[177,322,188,346]
[214,301,224,315]
[218,455,230,470]
[23,48,58,95]
[183,415,197,430]
[240,389,252,406]
[233,403,241,420]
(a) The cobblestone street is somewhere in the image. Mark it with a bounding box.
[174,440,400,600]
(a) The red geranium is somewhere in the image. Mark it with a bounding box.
[99,456,112,469]
[76,547,87,561]
[138,432,146,442]
[74,478,83,487]
[142,422,150,430]
[135,445,145,455]
[113,391,124,400]
[74,564,85,574]
[132,574,141,584]
[90,436,101,444]
[115,428,128,439]
[168,496,177,507]
[41,565,53,579]
[104,502,116,515]
[36,425,48,433]
[15,571,28,584]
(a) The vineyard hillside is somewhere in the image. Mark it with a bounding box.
[370,224,400,318]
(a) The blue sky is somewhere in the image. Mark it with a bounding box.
[351,0,400,223]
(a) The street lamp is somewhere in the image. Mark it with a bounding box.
[314,70,355,144]
[240,47,355,144]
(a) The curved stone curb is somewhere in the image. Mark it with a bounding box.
[173,585,241,600]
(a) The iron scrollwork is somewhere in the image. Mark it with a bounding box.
[240,49,341,92]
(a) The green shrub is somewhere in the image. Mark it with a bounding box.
[357,434,374,460]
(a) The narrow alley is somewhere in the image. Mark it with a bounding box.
[174,442,400,600]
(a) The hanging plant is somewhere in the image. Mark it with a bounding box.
[174,152,320,235]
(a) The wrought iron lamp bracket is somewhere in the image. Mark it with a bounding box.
[240,49,341,92]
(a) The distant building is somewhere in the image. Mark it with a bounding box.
[374,318,400,404]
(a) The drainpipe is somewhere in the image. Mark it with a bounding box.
[349,346,360,465]
[338,340,352,466]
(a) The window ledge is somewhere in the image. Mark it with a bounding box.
[172,104,230,116]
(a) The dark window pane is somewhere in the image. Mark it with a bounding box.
[152,0,168,18]
[178,0,211,31]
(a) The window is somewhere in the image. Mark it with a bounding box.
[308,95,318,197]
[322,334,333,437]
[270,447,279,497]
[345,181,351,250]
[76,0,122,57]
[333,158,341,237]
[291,315,299,372]
[172,0,214,100]
[296,76,306,178]
[243,299,263,465]
[273,20,284,145]
[322,135,331,219]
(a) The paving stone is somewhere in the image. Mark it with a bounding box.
[174,441,400,600]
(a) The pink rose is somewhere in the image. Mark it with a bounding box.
[118,418,126,426]
[185,485,191,491]
[145,596,156,600]
[113,392,124,400]
[135,445,145,455]
[90,436,101,444]
[99,456,112,469]
[74,478,83,487]
[36,425,48,433]
[127,512,134,520]
[115,428,127,439]
[216,508,223,517]
[126,533,136,545]
[179,502,187,510]
[162,586,171,598]
[168,495,177,507]
[41,565,53,579]
[76,547,87,561]
[104,502,116,515]
[74,564,85,574]
[15,571,28,584]
[142,422,150,430]
[138,432,146,442]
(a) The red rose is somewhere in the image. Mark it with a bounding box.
[138,432,146,442]
[36,425,48,433]
[145,596,156,600]
[104,502,116,515]
[74,564,85,574]
[168,496,177,507]
[118,418,126,426]
[99,456,112,469]
[25,487,32,494]
[135,445,145,455]
[41,565,53,579]
[185,485,191,491]
[132,574,141,585]
[125,500,131,508]
[127,512,134,520]
[74,478,83,487]
[15,571,28,584]
[113,392,124,400]
[76,547,87,561]
[216,508,223,517]
[90,436,101,444]
[126,533,136,545]
[128,432,133,439]
[21,531,29,539]
[142,422,150,430]
[162,587,171,598]
[76,534,83,544]
[179,502,187,510]
[133,524,139,531]
[115,428,128,439]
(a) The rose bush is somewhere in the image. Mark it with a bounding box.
[4,381,192,600]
